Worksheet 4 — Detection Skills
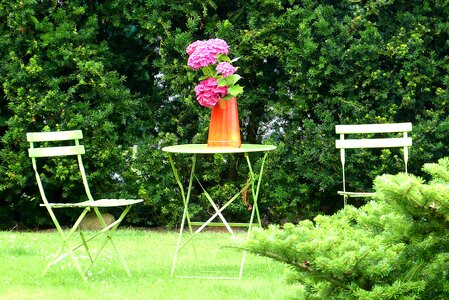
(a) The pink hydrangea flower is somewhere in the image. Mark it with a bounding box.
[194,78,228,108]
[187,38,230,70]
[206,39,229,55]
[216,62,237,77]
[188,49,218,70]
[186,40,206,55]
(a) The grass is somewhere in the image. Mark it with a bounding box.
[0,228,301,299]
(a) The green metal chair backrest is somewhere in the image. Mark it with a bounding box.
[335,122,412,201]
[27,130,95,207]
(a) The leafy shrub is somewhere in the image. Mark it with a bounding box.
[132,0,449,224]
[244,157,449,299]
[1,0,449,228]
[0,1,146,227]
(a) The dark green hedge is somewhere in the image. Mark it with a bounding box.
[1,0,448,228]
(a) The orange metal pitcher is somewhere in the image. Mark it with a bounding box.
[207,98,241,147]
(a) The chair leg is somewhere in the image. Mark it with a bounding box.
[67,241,89,283]
[44,205,136,281]
[44,208,90,283]
[107,206,133,277]
[79,230,94,263]
[84,206,133,277]
[43,244,64,275]
[108,235,132,277]
[44,234,88,283]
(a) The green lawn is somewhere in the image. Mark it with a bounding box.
[0,229,301,299]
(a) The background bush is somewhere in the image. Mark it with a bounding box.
[0,0,448,228]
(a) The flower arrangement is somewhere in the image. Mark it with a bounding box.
[186,38,243,108]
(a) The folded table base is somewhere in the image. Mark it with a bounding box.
[163,144,276,279]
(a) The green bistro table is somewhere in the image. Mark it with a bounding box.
[162,144,277,279]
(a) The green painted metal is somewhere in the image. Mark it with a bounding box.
[162,143,277,154]
[28,145,85,157]
[189,222,258,227]
[336,137,413,149]
[335,123,412,206]
[164,143,276,279]
[26,130,83,142]
[335,122,412,134]
[27,130,143,282]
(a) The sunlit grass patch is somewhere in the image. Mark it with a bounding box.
[0,229,300,299]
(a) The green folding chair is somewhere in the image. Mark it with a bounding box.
[336,122,412,206]
[27,130,143,282]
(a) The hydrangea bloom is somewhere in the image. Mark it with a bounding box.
[186,40,206,55]
[187,50,218,70]
[186,38,242,107]
[206,39,229,55]
[187,39,229,70]
[216,62,237,77]
[194,78,228,108]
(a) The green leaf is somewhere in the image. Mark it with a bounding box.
[217,54,231,62]
[201,65,215,77]
[217,77,228,87]
[227,85,244,96]
[225,74,241,86]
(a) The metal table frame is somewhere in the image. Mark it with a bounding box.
[162,144,276,279]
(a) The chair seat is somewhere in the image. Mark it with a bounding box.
[337,191,376,198]
[40,198,143,208]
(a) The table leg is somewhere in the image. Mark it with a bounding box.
[169,151,270,279]
[245,152,269,231]
[169,154,197,276]
[195,176,235,236]
[239,151,269,278]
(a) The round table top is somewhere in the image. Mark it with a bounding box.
[162,144,277,154]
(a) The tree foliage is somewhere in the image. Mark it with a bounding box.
[0,0,147,227]
[0,0,448,228]
[243,158,449,299]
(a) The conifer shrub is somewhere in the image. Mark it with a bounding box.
[244,158,449,299]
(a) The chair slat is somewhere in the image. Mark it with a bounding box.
[40,199,143,208]
[336,137,412,149]
[336,122,412,134]
[27,130,83,142]
[28,145,85,157]
[337,191,376,197]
